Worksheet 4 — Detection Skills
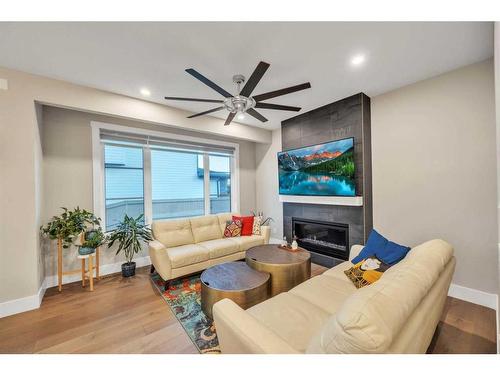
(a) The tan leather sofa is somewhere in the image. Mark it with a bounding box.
[213,239,455,354]
[148,213,270,283]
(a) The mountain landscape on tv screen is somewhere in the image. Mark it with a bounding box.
[278,138,355,196]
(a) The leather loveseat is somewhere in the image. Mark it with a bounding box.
[149,213,270,285]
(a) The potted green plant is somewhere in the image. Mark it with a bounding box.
[107,214,153,277]
[79,227,107,256]
[40,207,100,249]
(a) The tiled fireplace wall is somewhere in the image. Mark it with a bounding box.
[281,93,373,252]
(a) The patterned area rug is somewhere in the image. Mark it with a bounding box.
[150,272,221,354]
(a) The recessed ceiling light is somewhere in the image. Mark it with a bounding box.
[237,113,245,120]
[350,54,366,66]
[140,88,151,97]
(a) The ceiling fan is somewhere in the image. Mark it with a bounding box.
[164,61,311,126]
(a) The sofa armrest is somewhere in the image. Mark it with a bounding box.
[213,298,299,354]
[349,244,365,262]
[148,240,173,281]
[260,225,271,244]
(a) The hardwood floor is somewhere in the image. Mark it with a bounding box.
[0,264,496,354]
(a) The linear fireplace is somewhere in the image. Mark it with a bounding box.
[292,217,349,267]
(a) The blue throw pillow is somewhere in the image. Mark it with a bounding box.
[351,229,410,265]
[380,241,411,265]
[351,229,387,264]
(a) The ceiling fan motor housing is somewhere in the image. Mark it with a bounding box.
[223,95,256,114]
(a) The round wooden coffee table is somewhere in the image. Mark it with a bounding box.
[246,244,311,296]
[200,261,270,320]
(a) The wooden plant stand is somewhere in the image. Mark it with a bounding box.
[78,252,98,292]
[57,237,100,292]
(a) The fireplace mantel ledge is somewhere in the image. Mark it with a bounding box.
[279,195,363,206]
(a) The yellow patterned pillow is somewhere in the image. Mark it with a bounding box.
[344,256,391,288]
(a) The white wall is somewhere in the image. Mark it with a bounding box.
[41,106,257,280]
[256,129,283,240]
[372,59,498,294]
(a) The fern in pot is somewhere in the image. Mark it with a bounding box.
[107,214,152,277]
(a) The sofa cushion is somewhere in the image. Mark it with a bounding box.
[217,212,240,234]
[247,292,330,352]
[229,235,265,251]
[306,239,454,354]
[289,274,356,315]
[152,218,194,248]
[198,238,240,259]
[190,215,222,243]
[166,244,209,268]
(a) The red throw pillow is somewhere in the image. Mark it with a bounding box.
[232,215,254,236]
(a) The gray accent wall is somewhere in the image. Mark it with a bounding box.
[281,93,373,258]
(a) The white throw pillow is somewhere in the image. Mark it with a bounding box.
[252,216,262,235]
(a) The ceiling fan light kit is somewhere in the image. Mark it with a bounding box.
[164,61,311,126]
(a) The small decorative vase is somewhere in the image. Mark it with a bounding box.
[78,246,96,256]
[122,262,136,278]
[291,239,298,250]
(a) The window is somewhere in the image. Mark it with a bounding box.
[151,149,204,220]
[104,144,144,230]
[209,155,231,214]
[95,123,238,229]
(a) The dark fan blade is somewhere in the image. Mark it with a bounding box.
[239,61,270,97]
[187,106,225,119]
[185,68,232,98]
[253,82,311,102]
[164,96,223,103]
[255,102,301,112]
[247,108,268,123]
[224,112,236,126]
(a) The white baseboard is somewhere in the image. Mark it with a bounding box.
[43,256,151,288]
[448,283,498,310]
[0,282,46,318]
[0,256,151,318]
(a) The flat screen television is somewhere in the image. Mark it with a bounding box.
[278,137,355,196]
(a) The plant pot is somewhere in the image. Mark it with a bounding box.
[85,230,98,241]
[78,246,96,256]
[121,262,136,278]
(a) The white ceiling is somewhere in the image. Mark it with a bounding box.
[0,22,493,129]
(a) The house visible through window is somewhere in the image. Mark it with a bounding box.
[151,149,205,220]
[98,127,237,230]
[208,155,231,214]
[104,144,144,230]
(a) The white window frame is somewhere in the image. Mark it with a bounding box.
[91,121,240,227]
